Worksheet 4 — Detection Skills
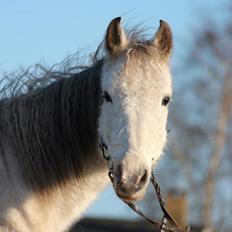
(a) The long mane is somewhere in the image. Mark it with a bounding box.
[0,58,103,191]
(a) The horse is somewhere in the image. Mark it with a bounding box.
[0,17,173,232]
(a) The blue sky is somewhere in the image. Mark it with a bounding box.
[0,0,224,72]
[0,0,225,219]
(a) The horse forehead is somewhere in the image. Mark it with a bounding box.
[121,65,172,95]
[102,58,172,94]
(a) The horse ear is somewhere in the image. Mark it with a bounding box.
[152,20,173,60]
[105,17,128,56]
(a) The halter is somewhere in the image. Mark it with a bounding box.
[99,138,191,232]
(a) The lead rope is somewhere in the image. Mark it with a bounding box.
[125,172,190,232]
[99,140,190,232]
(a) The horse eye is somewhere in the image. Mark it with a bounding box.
[162,96,170,106]
[103,91,112,103]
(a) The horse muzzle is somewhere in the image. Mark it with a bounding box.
[113,165,149,202]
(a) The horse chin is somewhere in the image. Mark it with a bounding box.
[116,189,146,202]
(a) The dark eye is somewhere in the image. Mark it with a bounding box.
[103,91,112,103]
[162,96,170,106]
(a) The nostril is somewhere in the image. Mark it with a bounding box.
[139,169,148,185]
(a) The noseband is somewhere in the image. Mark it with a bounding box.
[99,138,190,232]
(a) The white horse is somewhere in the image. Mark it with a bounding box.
[0,17,172,231]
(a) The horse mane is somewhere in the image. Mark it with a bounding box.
[0,58,104,192]
[0,50,103,99]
